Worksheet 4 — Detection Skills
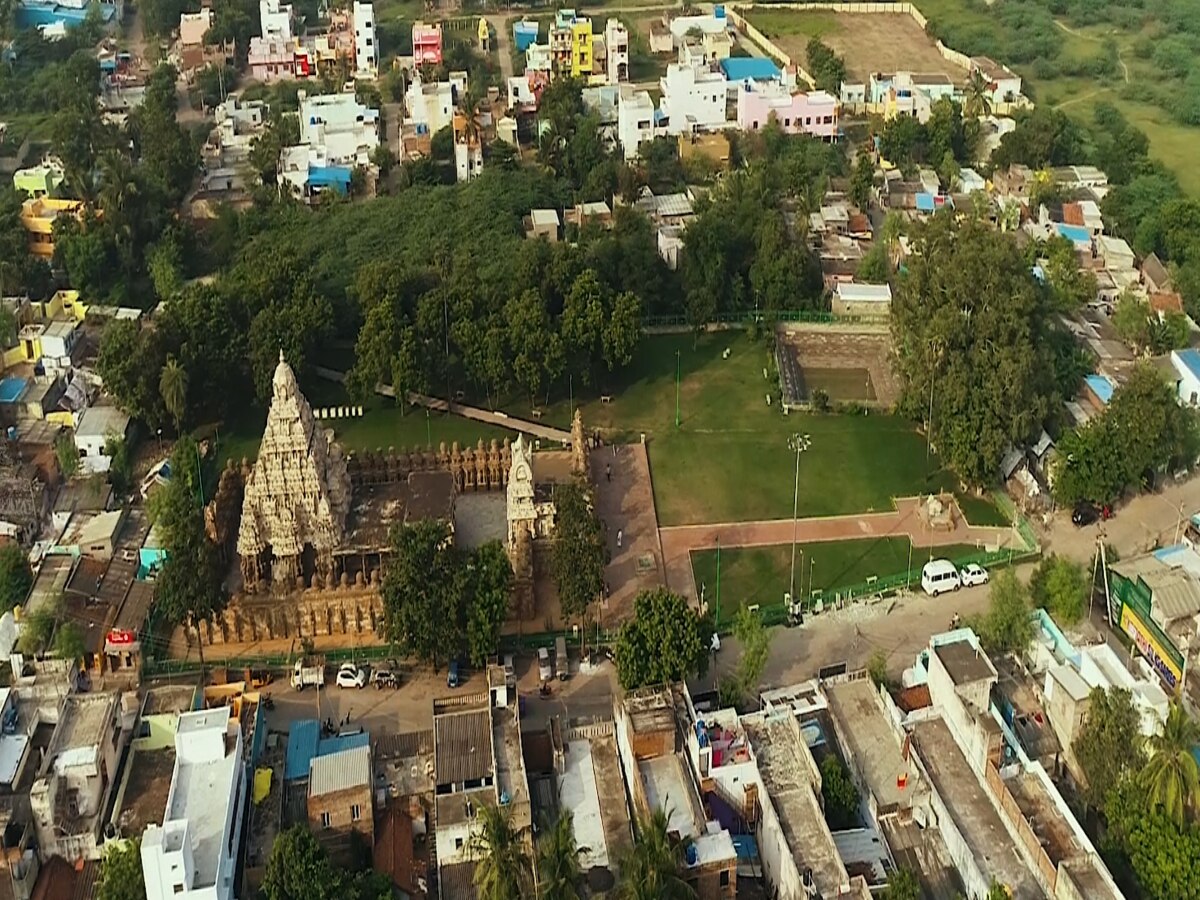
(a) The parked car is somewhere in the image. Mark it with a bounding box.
[1072,502,1099,527]
[538,647,552,682]
[920,559,961,596]
[447,660,461,689]
[555,636,569,681]
[503,654,515,683]
[960,563,990,587]
[335,663,367,689]
[371,668,399,689]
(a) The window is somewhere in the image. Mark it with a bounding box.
[455,837,464,850]
[320,811,331,828]
[784,118,791,127]
[365,37,372,46]
[351,804,361,822]
[174,886,184,895]
[720,870,730,887]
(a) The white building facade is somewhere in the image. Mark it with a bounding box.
[353,2,377,78]
[617,88,656,160]
[297,91,380,165]
[659,63,727,135]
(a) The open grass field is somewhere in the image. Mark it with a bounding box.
[744,9,964,84]
[690,538,986,615]
[487,332,1003,527]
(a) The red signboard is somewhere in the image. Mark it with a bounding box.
[107,629,136,646]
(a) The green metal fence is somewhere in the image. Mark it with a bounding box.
[641,310,882,328]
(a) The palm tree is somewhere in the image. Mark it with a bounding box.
[615,808,695,900]
[468,804,532,900]
[160,355,189,436]
[964,68,993,119]
[1139,702,1200,826]
[537,812,588,900]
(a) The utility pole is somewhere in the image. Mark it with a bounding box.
[788,433,811,605]
[715,535,721,630]
[675,350,681,429]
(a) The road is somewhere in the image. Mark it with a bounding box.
[487,14,515,82]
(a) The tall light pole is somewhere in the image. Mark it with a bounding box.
[788,433,811,605]
[675,350,681,429]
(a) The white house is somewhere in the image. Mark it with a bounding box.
[353,1,377,77]
[74,405,130,474]
[617,87,656,160]
[142,706,246,900]
[659,62,727,135]
[970,56,1022,105]
[1171,349,1200,407]
[405,72,466,138]
[832,282,892,318]
[259,0,292,42]
[298,91,379,166]
[604,19,628,84]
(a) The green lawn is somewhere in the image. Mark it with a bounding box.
[492,332,1000,526]
[218,377,515,467]
[691,538,987,615]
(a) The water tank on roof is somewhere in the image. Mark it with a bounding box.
[5,427,14,442]
[685,845,698,866]
[715,5,725,17]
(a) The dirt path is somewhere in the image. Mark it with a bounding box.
[487,14,514,82]
[659,497,1021,600]
[1053,19,1129,83]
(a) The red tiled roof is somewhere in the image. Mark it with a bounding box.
[847,213,871,234]
[1150,291,1184,313]
[1061,202,1084,226]
[893,684,932,712]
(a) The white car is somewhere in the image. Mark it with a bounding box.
[336,663,367,689]
[537,647,553,682]
[960,564,990,587]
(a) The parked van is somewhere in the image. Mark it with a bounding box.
[554,636,568,681]
[447,660,461,688]
[921,559,961,596]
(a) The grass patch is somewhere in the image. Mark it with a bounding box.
[691,538,987,615]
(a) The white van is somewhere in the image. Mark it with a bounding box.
[921,559,961,596]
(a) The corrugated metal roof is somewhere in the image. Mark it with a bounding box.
[318,730,370,758]
[309,744,370,796]
[435,709,494,786]
[439,860,479,900]
[285,719,320,781]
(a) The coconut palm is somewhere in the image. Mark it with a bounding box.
[537,811,588,900]
[468,804,532,900]
[1139,701,1200,826]
[615,808,695,900]
[964,68,993,119]
[159,355,189,435]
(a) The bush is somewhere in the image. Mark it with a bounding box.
[810,388,830,413]
[1029,554,1088,624]
[820,755,861,829]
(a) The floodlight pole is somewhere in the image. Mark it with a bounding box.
[788,434,811,604]
[675,350,681,429]
[715,535,721,629]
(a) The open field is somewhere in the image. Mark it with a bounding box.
[485,332,1002,527]
[690,538,985,615]
[744,9,964,84]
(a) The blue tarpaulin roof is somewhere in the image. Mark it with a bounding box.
[1085,374,1114,405]
[730,834,758,860]
[1175,348,1200,381]
[317,731,370,757]
[285,719,320,781]
[309,165,352,193]
[720,57,781,81]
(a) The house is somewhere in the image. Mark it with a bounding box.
[564,200,613,230]
[969,56,1022,104]
[604,18,629,84]
[452,112,483,183]
[549,9,594,78]
[308,744,373,863]
[1142,252,1171,293]
[412,20,442,65]
[12,161,65,198]
[30,692,133,862]
[19,198,88,259]
[72,405,129,475]
[667,9,729,46]
[832,282,892,318]
[178,8,212,49]
[298,91,379,165]
[618,88,656,160]
[1170,349,1200,406]
[648,18,673,55]
[736,83,838,140]
[51,509,125,560]
[659,63,727,135]
[405,73,465,143]
[525,209,560,242]
[142,706,247,900]
[352,2,376,77]
[719,56,782,85]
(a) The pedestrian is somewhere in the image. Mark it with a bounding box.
[612,443,616,458]
[605,463,611,482]
[617,529,623,548]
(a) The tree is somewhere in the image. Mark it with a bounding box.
[1028,554,1087,624]
[1140,702,1200,826]
[856,242,889,284]
[466,541,513,668]
[849,147,874,210]
[1072,686,1145,813]
[0,544,31,613]
[892,214,1057,486]
[882,868,921,900]
[160,355,189,435]
[1105,776,1200,900]
[380,520,466,668]
[96,319,168,428]
[867,649,891,689]
[537,811,587,900]
[720,606,771,708]
[53,621,86,662]
[614,589,712,690]
[970,569,1035,656]
[963,68,993,118]
[17,605,54,655]
[55,433,80,478]
[1112,291,1152,350]
[261,826,346,900]
[468,804,532,900]
[616,808,694,900]
[550,482,607,622]
[96,837,146,900]
[820,754,861,829]
[806,37,846,94]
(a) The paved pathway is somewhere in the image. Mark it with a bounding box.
[487,14,515,82]
[659,497,1020,600]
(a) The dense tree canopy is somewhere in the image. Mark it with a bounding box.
[0,543,32,613]
[550,481,607,622]
[892,213,1059,486]
[614,589,713,689]
[261,825,393,900]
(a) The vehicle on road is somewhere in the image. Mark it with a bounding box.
[371,668,399,689]
[447,659,461,688]
[555,636,569,680]
[1072,502,1099,527]
[336,663,367,689]
[920,559,961,596]
[291,658,325,691]
[960,564,989,587]
[538,647,552,682]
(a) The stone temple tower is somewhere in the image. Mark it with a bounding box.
[236,352,352,591]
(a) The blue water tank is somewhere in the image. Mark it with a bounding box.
[685,845,698,866]
[715,5,725,18]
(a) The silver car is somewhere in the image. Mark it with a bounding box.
[537,647,552,682]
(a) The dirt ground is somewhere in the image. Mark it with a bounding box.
[777,326,899,408]
[750,11,966,84]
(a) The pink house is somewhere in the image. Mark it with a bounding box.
[412,21,443,65]
[736,84,839,141]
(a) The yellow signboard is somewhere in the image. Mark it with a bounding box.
[1120,605,1182,692]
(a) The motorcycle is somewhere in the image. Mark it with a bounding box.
[261,693,275,711]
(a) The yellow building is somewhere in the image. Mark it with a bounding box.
[19,198,88,259]
[550,9,593,77]
[1,290,90,371]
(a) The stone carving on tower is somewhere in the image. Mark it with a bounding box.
[237,352,352,593]
[505,434,557,545]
